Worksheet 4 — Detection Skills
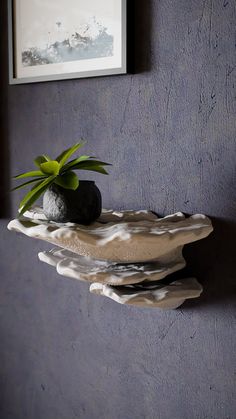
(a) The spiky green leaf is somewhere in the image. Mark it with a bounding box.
[40,160,60,176]
[65,160,111,174]
[19,176,55,215]
[63,159,110,170]
[72,165,109,175]
[31,179,46,191]
[14,170,46,180]
[19,185,49,216]
[61,156,101,173]
[77,159,111,167]
[56,142,84,168]
[55,171,79,190]
[62,155,92,172]
[11,177,46,191]
[34,155,50,168]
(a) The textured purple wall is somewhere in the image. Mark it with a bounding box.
[1,1,236,418]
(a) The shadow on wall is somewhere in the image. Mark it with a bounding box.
[131,0,153,73]
[182,218,236,310]
[0,0,10,218]
[119,215,236,311]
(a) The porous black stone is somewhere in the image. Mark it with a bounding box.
[43,181,102,224]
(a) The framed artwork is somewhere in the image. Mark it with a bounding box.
[8,0,127,84]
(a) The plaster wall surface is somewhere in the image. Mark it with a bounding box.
[0,1,236,418]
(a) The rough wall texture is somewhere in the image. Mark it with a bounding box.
[0,1,236,418]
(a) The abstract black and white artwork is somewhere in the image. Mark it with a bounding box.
[9,0,127,84]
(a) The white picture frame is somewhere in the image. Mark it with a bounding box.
[8,0,127,84]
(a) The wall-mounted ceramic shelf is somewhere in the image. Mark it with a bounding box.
[8,207,213,309]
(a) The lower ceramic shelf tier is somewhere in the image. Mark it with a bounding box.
[38,247,186,286]
[7,207,213,309]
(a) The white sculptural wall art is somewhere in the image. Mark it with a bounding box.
[8,207,213,309]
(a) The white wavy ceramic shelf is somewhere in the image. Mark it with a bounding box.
[90,279,203,309]
[38,248,186,285]
[8,207,212,263]
[7,207,213,309]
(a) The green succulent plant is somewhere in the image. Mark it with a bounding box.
[13,142,111,216]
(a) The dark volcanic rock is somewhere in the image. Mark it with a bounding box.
[43,181,101,224]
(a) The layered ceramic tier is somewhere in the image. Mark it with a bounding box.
[38,247,203,308]
[38,247,186,285]
[90,279,203,309]
[8,207,213,263]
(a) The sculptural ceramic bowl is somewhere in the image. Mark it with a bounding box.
[43,180,102,224]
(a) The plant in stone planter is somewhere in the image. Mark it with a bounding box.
[13,142,111,224]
